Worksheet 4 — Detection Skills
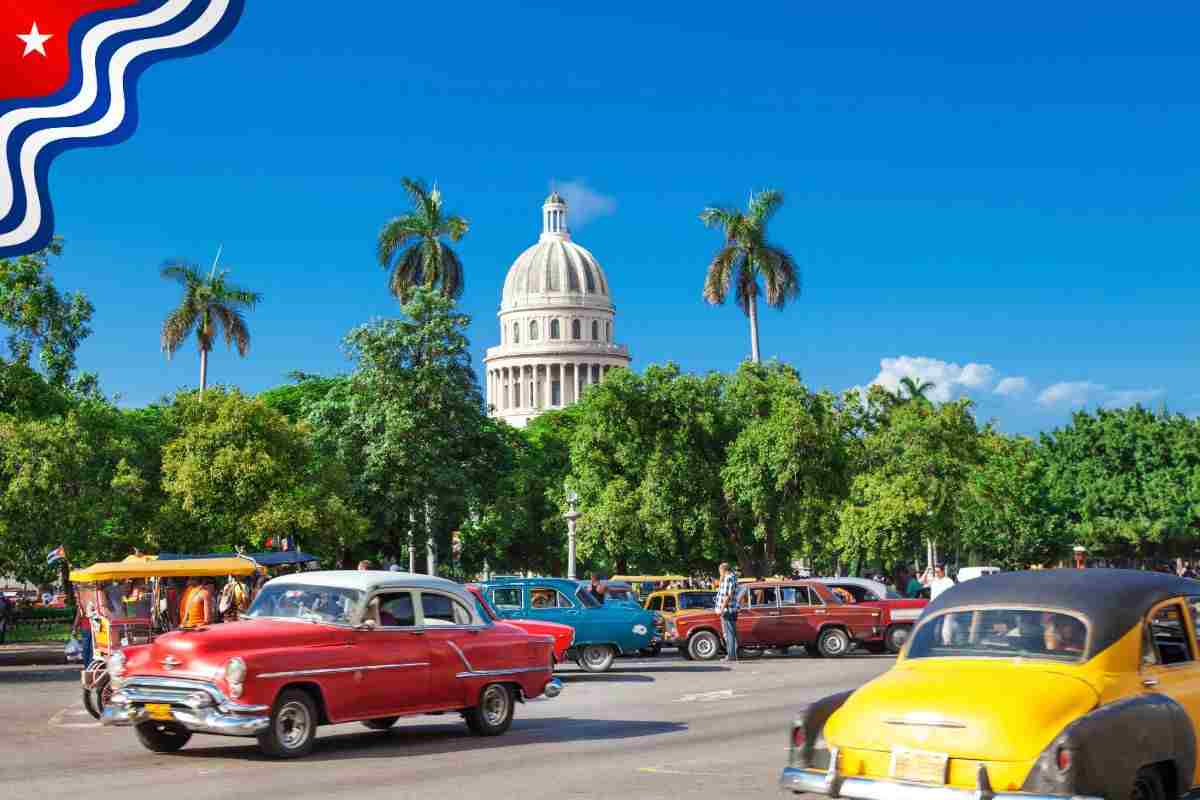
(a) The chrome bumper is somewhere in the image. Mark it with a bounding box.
[780,764,1100,800]
[101,676,269,737]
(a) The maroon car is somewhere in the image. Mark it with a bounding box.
[664,580,885,660]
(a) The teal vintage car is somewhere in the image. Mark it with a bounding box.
[480,577,658,672]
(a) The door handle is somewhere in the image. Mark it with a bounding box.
[1143,678,1159,688]
[768,612,781,616]
[814,610,826,615]
[409,629,425,636]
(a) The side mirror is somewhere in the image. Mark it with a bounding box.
[355,619,377,631]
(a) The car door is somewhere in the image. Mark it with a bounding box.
[417,590,488,708]
[522,586,582,626]
[660,593,677,621]
[355,590,431,718]
[488,585,525,620]
[736,586,776,646]
[1146,596,1200,788]
[777,585,818,644]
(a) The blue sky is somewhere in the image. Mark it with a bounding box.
[26,2,1200,433]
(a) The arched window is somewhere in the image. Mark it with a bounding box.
[530,320,539,340]
[550,319,561,339]
[605,322,611,342]
[591,320,599,340]
[512,322,520,344]
[571,319,581,340]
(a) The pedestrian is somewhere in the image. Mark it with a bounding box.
[357,560,373,571]
[70,601,93,665]
[588,573,607,603]
[929,564,955,600]
[714,561,739,663]
[181,577,214,628]
[0,592,10,645]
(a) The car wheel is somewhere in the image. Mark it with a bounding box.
[88,672,112,717]
[817,627,851,658]
[688,631,721,661]
[886,624,911,654]
[135,721,193,753]
[81,687,99,720]
[578,644,616,673]
[1130,766,1166,800]
[257,689,318,759]
[361,717,398,731]
[464,683,514,736]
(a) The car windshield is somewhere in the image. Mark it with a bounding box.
[885,589,903,600]
[469,590,499,622]
[679,592,716,610]
[246,584,363,625]
[908,608,1088,663]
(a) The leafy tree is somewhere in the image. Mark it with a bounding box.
[259,372,348,422]
[959,431,1068,568]
[159,260,261,394]
[158,387,364,556]
[700,189,800,363]
[897,376,935,404]
[837,399,982,570]
[305,288,498,570]
[1040,406,1200,558]
[0,240,95,388]
[377,178,469,303]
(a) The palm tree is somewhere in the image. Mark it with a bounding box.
[160,258,261,394]
[700,189,800,363]
[898,376,935,403]
[377,178,469,303]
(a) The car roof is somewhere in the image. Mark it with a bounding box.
[925,569,1200,655]
[483,576,578,589]
[268,570,467,596]
[814,577,888,596]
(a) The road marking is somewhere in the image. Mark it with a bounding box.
[48,703,101,729]
[639,766,756,778]
[674,689,741,703]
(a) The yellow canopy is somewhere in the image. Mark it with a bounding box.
[70,556,263,583]
[609,575,688,584]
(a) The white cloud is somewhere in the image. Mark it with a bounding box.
[548,178,616,228]
[869,356,996,403]
[994,376,1030,396]
[1037,382,1163,409]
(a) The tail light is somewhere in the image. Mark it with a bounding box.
[792,724,807,749]
[1056,747,1073,771]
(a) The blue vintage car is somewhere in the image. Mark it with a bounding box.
[480,577,658,672]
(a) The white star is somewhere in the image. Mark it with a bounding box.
[17,23,53,58]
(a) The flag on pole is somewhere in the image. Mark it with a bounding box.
[46,545,66,565]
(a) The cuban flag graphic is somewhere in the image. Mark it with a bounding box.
[0,0,244,258]
[46,544,66,565]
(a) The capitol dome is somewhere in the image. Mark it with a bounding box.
[500,194,611,311]
[483,192,632,428]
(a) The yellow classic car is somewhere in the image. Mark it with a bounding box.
[781,569,1200,800]
[642,588,717,620]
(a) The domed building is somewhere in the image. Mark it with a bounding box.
[483,192,631,427]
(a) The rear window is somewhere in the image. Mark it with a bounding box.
[907,608,1088,663]
[679,592,715,610]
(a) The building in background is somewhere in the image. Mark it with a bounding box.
[483,192,631,427]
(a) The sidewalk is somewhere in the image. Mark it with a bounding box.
[0,641,74,667]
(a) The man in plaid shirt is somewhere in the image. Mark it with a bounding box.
[715,561,739,663]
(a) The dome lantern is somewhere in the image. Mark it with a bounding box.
[542,191,569,241]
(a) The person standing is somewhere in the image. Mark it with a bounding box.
[0,593,10,645]
[714,562,739,663]
[929,564,955,601]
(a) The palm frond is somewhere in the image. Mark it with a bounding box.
[702,245,738,305]
[400,177,429,211]
[160,261,202,287]
[747,189,784,223]
[760,246,801,309]
[389,245,425,301]
[443,215,469,242]
[211,304,251,356]
[160,305,199,357]
[377,215,424,268]
[699,206,738,230]
[733,254,760,315]
[439,244,465,299]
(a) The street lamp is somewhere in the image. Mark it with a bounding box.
[563,486,581,580]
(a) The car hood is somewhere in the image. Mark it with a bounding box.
[825,660,1100,761]
[125,619,350,679]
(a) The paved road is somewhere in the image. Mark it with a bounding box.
[0,652,892,800]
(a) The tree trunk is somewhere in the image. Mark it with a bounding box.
[199,348,209,395]
[748,293,761,363]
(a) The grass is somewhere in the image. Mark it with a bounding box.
[5,623,71,644]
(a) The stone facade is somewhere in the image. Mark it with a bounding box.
[483,192,631,427]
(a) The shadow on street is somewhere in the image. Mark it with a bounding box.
[169,717,689,762]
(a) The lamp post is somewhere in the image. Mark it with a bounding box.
[563,487,581,580]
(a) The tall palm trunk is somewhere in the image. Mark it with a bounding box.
[748,293,761,363]
[199,348,209,395]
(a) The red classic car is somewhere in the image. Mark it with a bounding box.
[464,584,575,665]
[100,572,562,758]
[813,576,927,653]
[665,580,885,660]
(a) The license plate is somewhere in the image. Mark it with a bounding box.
[891,748,948,784]
[145,703,173,721]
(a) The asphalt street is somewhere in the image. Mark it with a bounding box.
[0,652,893,800]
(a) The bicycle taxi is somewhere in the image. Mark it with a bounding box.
[70,555,267,719]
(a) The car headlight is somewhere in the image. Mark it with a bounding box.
[224,657,247,697]
[632,624,647,635]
